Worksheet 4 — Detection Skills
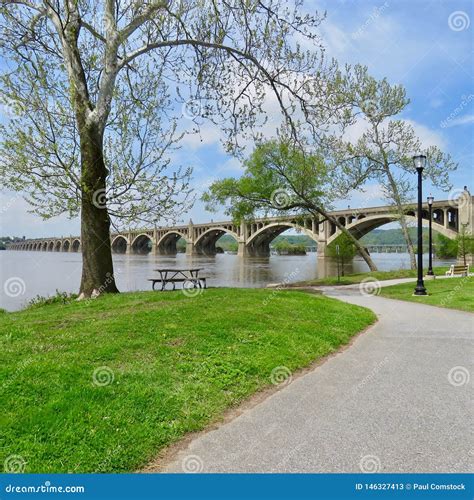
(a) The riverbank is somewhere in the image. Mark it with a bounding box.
[291,266,449,287]
[0,251,456,311]
[0,288,375,473]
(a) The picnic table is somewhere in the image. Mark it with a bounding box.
[148,268,207,291]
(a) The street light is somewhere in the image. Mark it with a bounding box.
[426,195,434,277]
[413,155,427,295]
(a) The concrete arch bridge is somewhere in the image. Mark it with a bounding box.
[8,191,473,262]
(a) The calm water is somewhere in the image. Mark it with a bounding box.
[0,250,455,311]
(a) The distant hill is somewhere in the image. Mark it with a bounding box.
[360,227,430,245]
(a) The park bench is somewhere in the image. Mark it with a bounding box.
[445,264,470,277]
[149,268,207,291]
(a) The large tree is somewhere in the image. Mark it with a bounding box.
[202,139,378,270]
[330,65,457,269]
[0,0,337,297]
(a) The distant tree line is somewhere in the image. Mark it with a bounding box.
[0,236,25,250]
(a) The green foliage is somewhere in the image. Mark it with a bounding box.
[436,233,458,258]
[216,235,239,252]
[0,288,375,472]
[202,139,331,222]
[327,233,357,260]
[273,240,306,255]
[176,238,187,251]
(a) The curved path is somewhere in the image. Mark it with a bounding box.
[159,282,473,473]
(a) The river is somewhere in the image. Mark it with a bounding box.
[0,250,455,311]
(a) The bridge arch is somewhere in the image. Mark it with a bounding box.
[246,222,317,256]
[156,231,188,255]
[193,227,240,255]
[62,240,70,252]
[54,240,62,252]
[71,239,81,252]
[47,241,54,251]
[111,235,128,254]
[326,213,458,247]
[131,233,153,254]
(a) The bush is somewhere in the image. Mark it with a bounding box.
[27,290,77,309]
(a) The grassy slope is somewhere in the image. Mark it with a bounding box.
[293,266,449,287]
[380,276,474,313]
[0,288,375,473]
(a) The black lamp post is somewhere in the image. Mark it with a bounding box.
[427,195,434,276]
[413,155,427,296]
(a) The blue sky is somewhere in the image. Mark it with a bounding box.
[1,0,473,238]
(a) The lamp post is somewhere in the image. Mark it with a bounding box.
[427,195,434,276]
[413,155,427,295]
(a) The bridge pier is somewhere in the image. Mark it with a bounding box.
[185,241,198,256]
[458,188,473,264]
[316,220,329,259]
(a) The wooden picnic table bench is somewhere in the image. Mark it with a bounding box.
[445,264,470,277]
[149,268,207,291]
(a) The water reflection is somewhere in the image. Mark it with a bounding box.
[0,251,455,311]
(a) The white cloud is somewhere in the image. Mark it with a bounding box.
[442,114,474,128]
[216,157,244,175]
[341,116,447,150]
[0,191,79,238]
[404,119,447,149]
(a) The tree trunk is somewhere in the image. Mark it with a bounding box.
[398,213,417,269]
[382,166,417,269]
[318,208,378,272]
[78,123,119,298]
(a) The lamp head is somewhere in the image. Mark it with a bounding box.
[412,154,427,171]
[427,195,434,206]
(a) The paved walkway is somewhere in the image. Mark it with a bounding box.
[162,284,473,473]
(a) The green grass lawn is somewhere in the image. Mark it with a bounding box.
[292,266,449,287]
[380,276,473,312]
[0,288,375,473]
